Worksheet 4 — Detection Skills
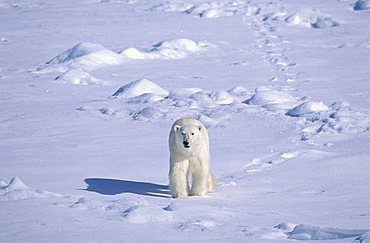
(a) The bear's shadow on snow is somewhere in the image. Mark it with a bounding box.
[84,178,170,198]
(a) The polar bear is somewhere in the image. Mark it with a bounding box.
[168,118,216,198]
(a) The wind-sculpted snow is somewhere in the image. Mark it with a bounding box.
[0,177,59,201]
[55,69,110,86]
[286,101,329,117]
[87,79,252,127]
[245,86,298,111]
[112,79,169,99]
[35,38,210,77]
[232,223,369,241]
[45,42,125,72]
[121,38,209,60]
[60,195,173,224]
[287,224,368,241]
[354,0,370,11]
[80,79,370,139]
[149,1,340,28]
[285,9,340,29]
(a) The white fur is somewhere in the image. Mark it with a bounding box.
[168,118,216,198]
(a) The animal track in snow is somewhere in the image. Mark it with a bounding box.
[245,2,299,84]
[243,150,303,173]
[60,195,173,224]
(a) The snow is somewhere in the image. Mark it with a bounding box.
[246,86,298,111]
[286,101,329,117]
[354,0,370,11]
[288,224,368,241]
[120,38,209,59]
[46,42,125,70]
[55,69,110,86]
[285,9,340,29]
[1,0,370,242]
[0,177,47,201]
[111,79,169,99]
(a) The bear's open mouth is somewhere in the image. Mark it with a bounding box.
[184,145,190,148]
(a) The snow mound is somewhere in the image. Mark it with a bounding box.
[168,87,203,100]
[286,101,329,117]
[356,232,369,243]
[91,79,249,126]
[0,177,44,201]
[150,1,259,19]
[86,79,370,139]
[55,69,110,86]
[152,38,205,53]
[132,107,167,121]
[112,79,169,99]
[186,3,234,18]
[149,1,193,13]
[37,39,209,74]
[288,224,368,241]
[298,101,370,140]
[149,1,337,31]
[228,85,251,97]
[354,0,370,11]
[184,1,250,19]
[150,1,243,18]
[105,196,173,224]
[120,47,147,60]
[285,9,339,28]
[245,86,298,111]
[121,38,209,60]
[327,102,370,134]
[178,219,218,232]
[210,90,235,105]
[128,93,166,104]
[47,42,124,68]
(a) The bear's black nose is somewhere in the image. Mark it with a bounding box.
[183,141,189,147]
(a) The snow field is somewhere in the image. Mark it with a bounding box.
[29,0,370,140]
[1,0,370,242]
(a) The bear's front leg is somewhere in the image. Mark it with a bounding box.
[190,168,208,197]
[169,160,190,198]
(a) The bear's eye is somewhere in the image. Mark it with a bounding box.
[181,131,186,135]
[191,133,195,135]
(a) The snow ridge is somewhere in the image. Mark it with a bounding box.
[0,177,57,201]
[78,78,370,140]
[150,1,340,29]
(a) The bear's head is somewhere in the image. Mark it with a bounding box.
[173,124,202,151]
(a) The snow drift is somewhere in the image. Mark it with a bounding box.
[120,38,209,59]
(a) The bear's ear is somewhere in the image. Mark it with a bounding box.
[198,125,202,132]
[174,125,181,132]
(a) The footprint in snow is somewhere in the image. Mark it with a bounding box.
[243,150,303,173]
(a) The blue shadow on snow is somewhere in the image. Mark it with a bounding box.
[84,178,170,198]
